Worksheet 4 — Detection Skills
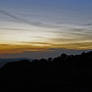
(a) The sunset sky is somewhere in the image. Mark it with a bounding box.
[0,0,92,58]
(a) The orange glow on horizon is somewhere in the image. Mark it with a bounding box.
[0,41,92,54]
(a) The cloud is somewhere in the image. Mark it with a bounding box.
[0,27,30,31]
[84,23,92,26]
[0,9,34,25]
[0,43,50,54]
[0,9,61,28]
[0,9,92,52]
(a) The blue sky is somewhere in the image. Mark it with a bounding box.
[0,0,92,25]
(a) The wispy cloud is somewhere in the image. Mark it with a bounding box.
[0,9,61,28]
[0,9,34,26]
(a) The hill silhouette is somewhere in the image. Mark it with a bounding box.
[0,51,92,92]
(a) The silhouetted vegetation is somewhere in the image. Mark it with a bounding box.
[0,51,92,91]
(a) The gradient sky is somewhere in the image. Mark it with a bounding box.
[0,0,92,56]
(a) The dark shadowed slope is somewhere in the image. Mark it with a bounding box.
[0,51,92,92]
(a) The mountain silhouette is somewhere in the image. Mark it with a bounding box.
[0,51,92,92]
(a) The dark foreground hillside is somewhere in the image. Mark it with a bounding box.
[0,51,92,92]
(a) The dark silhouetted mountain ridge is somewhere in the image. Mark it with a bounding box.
[0,51,92,92]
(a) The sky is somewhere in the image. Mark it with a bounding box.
[0,0,92,58]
